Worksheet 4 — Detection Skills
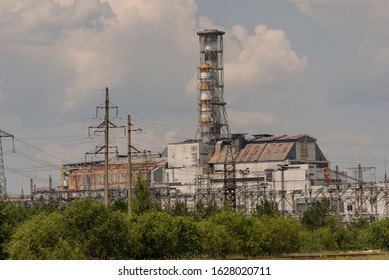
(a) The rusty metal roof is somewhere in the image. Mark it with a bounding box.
[208,134,321,164]
[210,142,295,164]
[235,143,266,162]
[259,142,294,161]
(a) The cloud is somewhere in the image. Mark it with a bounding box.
[291,0,389,106]
[59,0,198,105]
[225,25,307,92]
[228,109,275,130]
[291,0,389,38]
[185,22,307,100]
[0,0,116,45]
[0,0,199,111]
[291,0,369,39]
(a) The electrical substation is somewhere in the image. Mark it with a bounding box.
[2,29,388,223]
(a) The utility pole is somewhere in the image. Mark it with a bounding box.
[335,165,340,217]
[126,115,142,214]
[87,88,125,207]
[104,88,109,207]
[128,115,132,213]
[0,130,14,198]
[278,164,288,217]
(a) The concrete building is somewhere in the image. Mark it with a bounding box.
[156,133,330,213]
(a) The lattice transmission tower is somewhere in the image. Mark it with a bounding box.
[0,130,14,197]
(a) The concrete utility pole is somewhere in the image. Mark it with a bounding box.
[128,115,132,214]
[127,115,142,214]
[87,88,125,208]
[335,165,340,217]
[104,87,109,207]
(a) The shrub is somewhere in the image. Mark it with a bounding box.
[131,211,200,259]
[257,216,303,256]
[366,218,389,250]
[7,212,81,259]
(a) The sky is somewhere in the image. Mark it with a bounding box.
[1,0,388,194]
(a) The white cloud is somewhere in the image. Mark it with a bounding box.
[226,24,307,94]
[185,22,307,99]
[59,0,198,105]
[0,0,200,110]
[0,0,116,45]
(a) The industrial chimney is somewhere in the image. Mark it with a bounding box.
[196,29,230,144]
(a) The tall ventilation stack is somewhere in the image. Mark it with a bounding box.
[196,29,230,144]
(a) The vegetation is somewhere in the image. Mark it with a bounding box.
[1,176,389,259]
[255,198,279,217]
[0,199,31,259]
[131,173,158,215]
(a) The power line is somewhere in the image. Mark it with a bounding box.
[13,138,69,164]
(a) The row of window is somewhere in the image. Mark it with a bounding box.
[69,173,128,187]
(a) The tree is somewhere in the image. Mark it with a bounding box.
[252,216,303,256]
[63,198,133,259]
[128,210,203,259]
[301,200,332,230]
[0,200,30,259]
[132,173,157,215]
[109,197,128,212]
[8,199,135,260]
[7,211,84,259]
[193,200,220,220]
[168,201,190,217]
[255,198,279,217]
[366,218,389,250]
[200,210,253,257]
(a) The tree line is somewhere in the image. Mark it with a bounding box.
[1,175,389,259]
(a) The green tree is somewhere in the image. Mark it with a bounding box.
[193,200,220,220]
[255,198,279,217]
[168,200,190,216]
[8,199,134,260]
[130,210,202,259]
[171,216,201,257]
[31,201,58,215]
[0,200,30,259]
[199,210,253,257]
[256,216,303,256]
[7,211,85,259]
[63,198,132,259]
[301,200,332,230]
[366,218,389,250]
[132,173,157,215]
[110,197,128,212]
